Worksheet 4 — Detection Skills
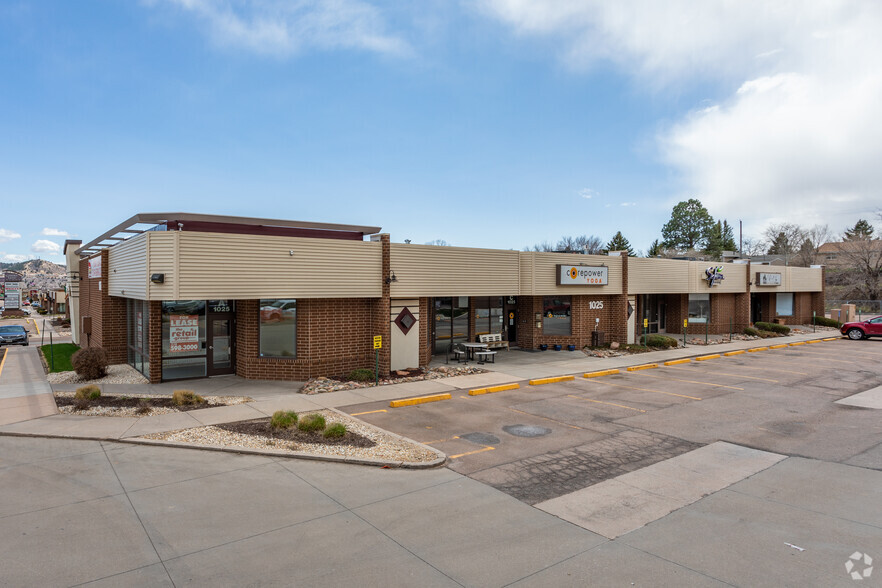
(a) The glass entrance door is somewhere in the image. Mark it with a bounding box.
[207,317,234,376]
[433,297,469,355]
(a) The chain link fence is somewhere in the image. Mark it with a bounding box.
[826,300,882,319]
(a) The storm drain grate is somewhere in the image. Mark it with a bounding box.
[503,424,552,438]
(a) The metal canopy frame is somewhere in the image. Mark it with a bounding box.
[74,212,382,258]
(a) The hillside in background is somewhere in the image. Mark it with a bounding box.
[1,259,66,291]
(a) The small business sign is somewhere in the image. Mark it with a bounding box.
[557,265,608,286]
[756,272,782,286]
[169,315,199,353]
[4,281,21,310]
[88,256,102,279]
[705,266,725,287]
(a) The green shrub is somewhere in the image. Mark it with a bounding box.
[743,327,759,336]
[814,316,842,328]
[323,423,346,438]
[74,385,101,400]
[271,410,298,429]
[70,347,109,380]
[639,334,679,348]
[347,368,375,382]
[172,390,205,406]
[297,413,327,432]
[755,321,791,335]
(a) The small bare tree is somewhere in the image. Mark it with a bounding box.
[833,216,882,299]
[764,223,807,265]
[793,224,833,267]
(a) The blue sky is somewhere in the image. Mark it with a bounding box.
[2,0,881,263]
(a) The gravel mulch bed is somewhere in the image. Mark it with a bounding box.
[142,410,441,463]
[216,418,375,447]
[53,392,252,417]
[301,365,487,395]
[48,364,149,385]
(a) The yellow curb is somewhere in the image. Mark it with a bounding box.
[0,349,7,379]
[695,354,721,361]
[747,347,769,352]
[789,342,806,347]
[664,359,692,366]
[584,369,620,378]
[805,340,823,344]
[822,337,839,341]
[390,393,452,408]
[626,364,658,372]
[769,344,787,349]
[469,383,520,396]
[529,375,575,386]
[724,350,745,356]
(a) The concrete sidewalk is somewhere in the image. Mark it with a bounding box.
[0,329,840,443]
[0,345,57,426]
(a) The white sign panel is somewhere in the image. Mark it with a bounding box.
[169,315,200,353]
[557,265,609,286]
[88,256,102,279]
[757,272,782,286]
[4,282,21,310]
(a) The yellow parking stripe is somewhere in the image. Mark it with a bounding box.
[731,361,807,375]
[567,395,646,413]
[508,407,583,430]
[420,436,460,445]
[351,409,387,416]
[0,349,7,379]
[775,349,857,364]
[635,372,743,390]
[586,378,702,401]
[449,447,495,459]
[667,366,778,383]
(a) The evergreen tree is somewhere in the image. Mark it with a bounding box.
[606,231,635,256]
[661,199,715,251]
[844,219,875,240]
[646,239,662,257]
[703,220,737,260]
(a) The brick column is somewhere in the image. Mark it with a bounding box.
[148,300,162,383]
[608,252,629,344]
[372,234,392,377]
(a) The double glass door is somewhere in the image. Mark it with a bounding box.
[433,297,469,354]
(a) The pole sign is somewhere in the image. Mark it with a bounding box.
[4,281,21,310]
[556,265,608,286]
[373,335,382,349]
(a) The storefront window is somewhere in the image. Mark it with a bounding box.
[161,300,206,379]
[260,299,297,357]
[543,296,571,335]
[473,296,504,336]
[433,297,469,354]
[776,293,794,316]
[126,299,150,378]
[688,293,710,323]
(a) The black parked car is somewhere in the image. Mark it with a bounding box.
[0,325,29,346]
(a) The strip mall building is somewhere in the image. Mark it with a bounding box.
[64,213,825,384]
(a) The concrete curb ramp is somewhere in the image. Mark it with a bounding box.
[536,442,786,539]
[529,375,575,386]
[469,383,520,396]
[389,393,451,408]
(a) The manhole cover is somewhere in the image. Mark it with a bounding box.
[503,424,551,438]
[460,432,500,445]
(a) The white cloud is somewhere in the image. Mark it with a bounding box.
[479,1,882,232]
[41,228,70,237]
[31,240,62,255]
[148,0,409,57]
[578,188,596,199]
[620,202,636,207]
[0,229,21,242]
[1,253,29,263]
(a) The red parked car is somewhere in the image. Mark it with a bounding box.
[840,316,882,340]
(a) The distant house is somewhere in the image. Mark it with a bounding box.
[816,240,882,268]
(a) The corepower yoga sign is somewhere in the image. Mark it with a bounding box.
[557,265,609,286]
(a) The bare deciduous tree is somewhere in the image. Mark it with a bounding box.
[793,224,832,267]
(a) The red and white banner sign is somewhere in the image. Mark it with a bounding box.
[169,315,199,353]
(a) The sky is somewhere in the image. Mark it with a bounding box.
[1,0,881,264]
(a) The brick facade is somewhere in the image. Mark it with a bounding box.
[77,250,127,365]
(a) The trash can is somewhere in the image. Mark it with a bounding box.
[592,331,606,347]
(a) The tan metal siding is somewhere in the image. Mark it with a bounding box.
[172,232,381,299]
[108,234,148,300]
[689,261,746,294]
[390,244,520,297]
[628,258,690,293]
[787,267,823,292]
[147,232,178,300]
[521,253,623,295]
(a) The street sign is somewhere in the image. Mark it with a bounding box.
[643,318,648,328]
[373,335,382,349]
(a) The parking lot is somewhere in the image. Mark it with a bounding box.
[344,338,882,505]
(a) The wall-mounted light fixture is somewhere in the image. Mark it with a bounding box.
[385,271,398,284]
[150,273,165,284]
